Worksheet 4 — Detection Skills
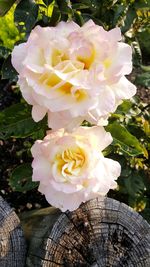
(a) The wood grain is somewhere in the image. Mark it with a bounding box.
[25,197,150,267]
[0,196,26,267]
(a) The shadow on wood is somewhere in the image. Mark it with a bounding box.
[0,196,26,267]
[23,197,150,267]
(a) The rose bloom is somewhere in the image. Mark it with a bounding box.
[31,126,121,211]
[12,20,136,130]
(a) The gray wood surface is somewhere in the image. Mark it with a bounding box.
[24,197,150,267]
[0,196,26,267]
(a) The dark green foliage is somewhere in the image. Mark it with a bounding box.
[1,55,18,81]
[135,71,150,87]
[0,46,10,59]
[43,0,54,5]
[107,97,150,218]
[14,0,39,35]
[137,29,150,58]
[121,6,137,34]
[111,155,150,221]
[9,163,38,192]
[0,0,16,16]
[106,122,144,156]
[0,103,47,139]
[0,0,149,219]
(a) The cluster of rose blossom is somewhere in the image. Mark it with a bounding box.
[12,20,136,211]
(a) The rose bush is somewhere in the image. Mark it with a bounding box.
[12,19,136,130]
[31,126,121,211]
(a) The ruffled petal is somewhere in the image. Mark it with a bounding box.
[11,43,27,73]
[32,105,47,122]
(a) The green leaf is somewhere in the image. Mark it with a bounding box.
[134,0,150,9]
[49,5,61,26]
[57,0,72,16]
[43,0,53,5]
[1,55,18,81]
[116,100,133,114]
[0,0,16,16]
[121,7,136,33]
[74,11,85,26]
[135,72,150,88]
[72,3,91,10]
[82,13,104,27]
[141,65,150,72]
[0,103,46,139]
[14,0,39,34]
[0,46,10,59]
[112,5,126,27]
[72,0,92,9]
[0,103,30,124]
[124,172,145,197]
[9,163,38,192]
[106,122,144,156]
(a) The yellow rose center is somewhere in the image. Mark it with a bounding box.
[77,48,95,70]
[55,147,86,181]
[73,89,88,102]
[38,71,88,102]
[37,47,90,103]
[51,49,69,67]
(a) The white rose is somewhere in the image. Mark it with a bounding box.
[12,20,136,130]
[31,126,121,211]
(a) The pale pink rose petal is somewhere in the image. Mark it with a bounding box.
[18,77,36,105]
[23,45,46,73]
[47,110,84,131]
[25,72,68,101]
[32,156,51,184]
[113,76,137,100]
[119,43,132,74]
[102,158,121,181]
[31,140,42,157]
[108,27,122,42]
[74,126,113,151]
[38,183,86,211]
[27,26,53,47]
[112,43,132,75]
[12,20,136,129]
[96,87,116,115]
[81,19,103,38]
[91,158,120,194]
[32,105,47,122]
[48,111,72,130]
[11,43,27,74]
[45,94,76,112]
[45,128,64,139]
[31,127,121,211]
[82,19,96,29]
[56,21,80,37]
[65,117,84,132]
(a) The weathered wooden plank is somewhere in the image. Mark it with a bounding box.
[0,196,26,267]
[23,197,150,267]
